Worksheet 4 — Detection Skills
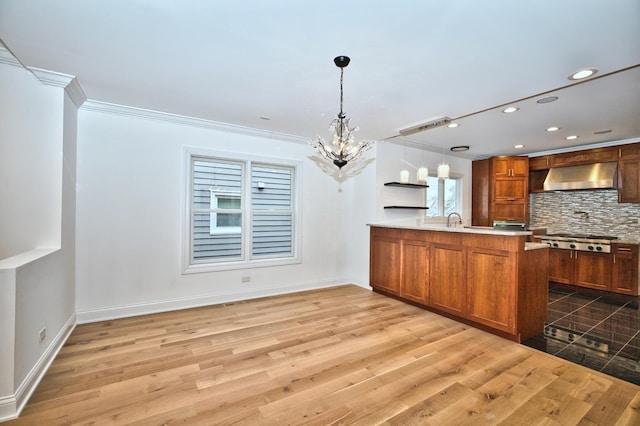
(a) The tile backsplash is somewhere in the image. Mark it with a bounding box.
[529,189,640,241]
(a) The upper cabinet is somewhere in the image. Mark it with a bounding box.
[492,156,529,177]
[618,142,640,203]
[472,156,529,226]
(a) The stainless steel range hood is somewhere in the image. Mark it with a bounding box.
[543,162,618,191]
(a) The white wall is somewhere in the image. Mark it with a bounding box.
[0,65,63,260]
[375,140,472,224]
[75,107,365,320]
[0,60,77,421]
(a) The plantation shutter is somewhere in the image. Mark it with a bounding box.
[192,159,243,261]
[251,165,293,257]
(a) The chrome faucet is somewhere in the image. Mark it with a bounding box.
[447,212,462,228]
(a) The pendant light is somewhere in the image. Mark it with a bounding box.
[400,139,409,183]
[417,135,428,183]
[437,146,450,179]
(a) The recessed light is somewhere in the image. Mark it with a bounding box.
[447,123,459,128]
[502,106,519,113]
[569,68,598,80]
[594,129,612,135]
[514,144,524,149]
[566,135,579,140]
[450,145,469,152]
[546,126,560,132]
[537,96,558,104]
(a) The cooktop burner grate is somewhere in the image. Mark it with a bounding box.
[545,234,618,240]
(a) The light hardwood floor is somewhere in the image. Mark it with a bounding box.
[6,285,640,425]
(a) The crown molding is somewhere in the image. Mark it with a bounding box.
[0,46,21,67]
[0,52,87,108]
[81,100,308,144]
[28,67,87,108]
[63,78,87,109]
[27,67,87,108]
[28,67,74,87]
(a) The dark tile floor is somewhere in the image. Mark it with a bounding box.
[523,284,640,385]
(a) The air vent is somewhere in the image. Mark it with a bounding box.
[399,117,452,136]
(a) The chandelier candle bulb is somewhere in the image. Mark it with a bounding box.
[417,167,428,183]
[400,170,410,183]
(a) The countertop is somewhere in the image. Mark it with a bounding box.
[367,221,532,236]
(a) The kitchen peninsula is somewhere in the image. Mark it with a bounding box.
[369,223,549,342]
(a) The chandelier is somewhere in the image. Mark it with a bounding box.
[310,56,375,170]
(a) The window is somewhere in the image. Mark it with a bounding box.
[185,149,300,273]
[426,175,462,217]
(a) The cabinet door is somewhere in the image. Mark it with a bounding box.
[466,247,515,333]
[618,142,640,159]
[529,156,550,171]
[492,202,527,222]
[548,248,574,284]
[429,243,466,316]
[400,240,429,304]
[510,157,529,177]
[612,245,639,295]
[494,178,527,200]
[492,157,511,177]
[574,251,612,291]
[370,236,401,295]
[618,158,640,203]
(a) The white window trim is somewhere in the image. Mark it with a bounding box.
[182,147,302,274]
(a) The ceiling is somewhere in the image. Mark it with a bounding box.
[1,0,639,159]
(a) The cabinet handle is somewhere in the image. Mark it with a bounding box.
[617,247,632,252]
[614,254,616,263]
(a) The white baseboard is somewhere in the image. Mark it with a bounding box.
[76,280,348,324]
[0,313,76,422]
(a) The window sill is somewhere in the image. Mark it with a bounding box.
[182,256,301,274]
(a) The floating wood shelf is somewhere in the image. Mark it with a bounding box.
[384,182,428,188]
[384,206,429,210]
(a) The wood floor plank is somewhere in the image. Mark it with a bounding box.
[5,285,639,425]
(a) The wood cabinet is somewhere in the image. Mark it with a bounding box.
[529,156,551,171]
[369,226,549,342]
[369,229,401,295]
[618,158,640,203]
[575,251,612,291]
[550,146,617,167]
[466,247,515,332]
[548,248,612,291]
[472,156,529,226]
[492,156,529,177]
[612,243,639,295]
[400,239,430,304]
[429,243,466,316]
[548,248,573,284]
[618,143,640,203]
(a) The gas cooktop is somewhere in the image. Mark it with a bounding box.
[545,233,618,240]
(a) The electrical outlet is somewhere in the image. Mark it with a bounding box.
[241,276,251,283]
[39,327,46,343]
